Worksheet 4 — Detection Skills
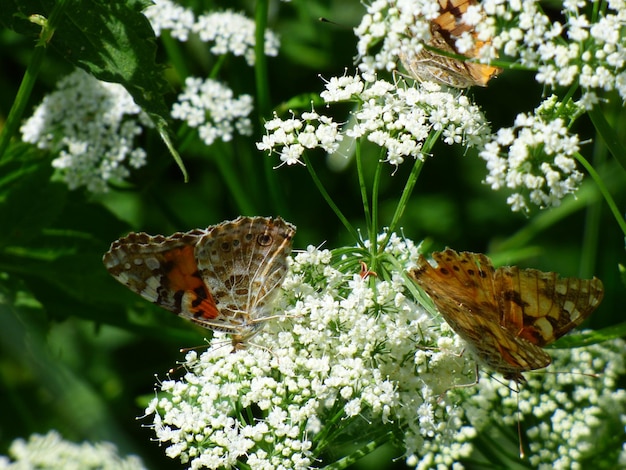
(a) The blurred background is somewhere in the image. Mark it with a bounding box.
[0,0,624,468]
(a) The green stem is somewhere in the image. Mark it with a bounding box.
[355,142,372,238]
[356,142,382,264]
[302,153,362,246]
[160,30,189,83]
[379,132,438,250]
[574,151,626,237]
[254,0,283,214]
[0,1,69,159]
[213,141,256,215]
[320,431,395,470]
[588,105,626,174]
[579,139,604,277]
[369,158,384,256]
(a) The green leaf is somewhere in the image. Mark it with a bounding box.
[1,0,188,179]
[0,143,66,247]
[549,323,626,349]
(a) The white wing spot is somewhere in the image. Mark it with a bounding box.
[145,257,160,270]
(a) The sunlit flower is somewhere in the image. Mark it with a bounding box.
[479,96,584,212]
[258,74,490,167]
[145,234,479,469]
[144,3,279,65]
[193,11,280,66]
[143,0,195,41]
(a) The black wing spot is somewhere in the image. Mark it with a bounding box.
[503,290,529,308]
[257,233,273,246]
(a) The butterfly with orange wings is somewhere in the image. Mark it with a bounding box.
[400,0,502,88]
[409,249,604,383]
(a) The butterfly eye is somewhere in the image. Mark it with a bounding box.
[257,233,273,246]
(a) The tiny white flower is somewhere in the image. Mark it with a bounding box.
[193,11,279,66]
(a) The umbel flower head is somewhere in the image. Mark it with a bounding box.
[143,232,626,468]
[257,73,491,168]
[20,68,153,193]
[145,235,477,469]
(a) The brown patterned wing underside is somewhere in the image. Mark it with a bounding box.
[103,216,296,347]
[494,267,604,347]
[400,0,501,88]
[192,216,295,336]
[103,228,219,319]
[409,248,604,382]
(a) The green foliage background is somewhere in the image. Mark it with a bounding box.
[0,0,624,468]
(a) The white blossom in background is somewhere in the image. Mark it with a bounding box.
[258,73,491,167]
[0,430,146,470]
[479,96,584,212]
[20,68,152,193]
[145,235,479,469]
[193,11,280,66]
[356,1,626,102]
[143,0,195,41]
[484,0,626,102]
[144,2,280,65]
[171,77,253,146]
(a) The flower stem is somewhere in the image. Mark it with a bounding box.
[379,131,438,250]
[574,151,626,237]
[302,153,362,245]
[588,105,626,174]
[254,0,284,214]
[0,1,69,159]
[320,431,394,470]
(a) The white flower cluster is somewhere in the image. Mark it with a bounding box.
[257,74,491,167]
[479,96,584,212]
[144,1,280,65]
[462,335,626,468]
[144,231,626,468]
[485,0,626,102]
[356,0,626,103]
[171,77,253,146]
[0,430,146,470]
[256,110,344,166]
[20,68,152,193]
[145,235,479,469]
[143,0,194,41]
[193,11,280,66]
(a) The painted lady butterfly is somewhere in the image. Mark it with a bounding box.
[103,216,296,350]
[409,249,604,382]
[400,0,502,88]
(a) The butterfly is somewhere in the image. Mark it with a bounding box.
[409,248,604,382]
[103,216,296,350]
[400,0,502,88]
